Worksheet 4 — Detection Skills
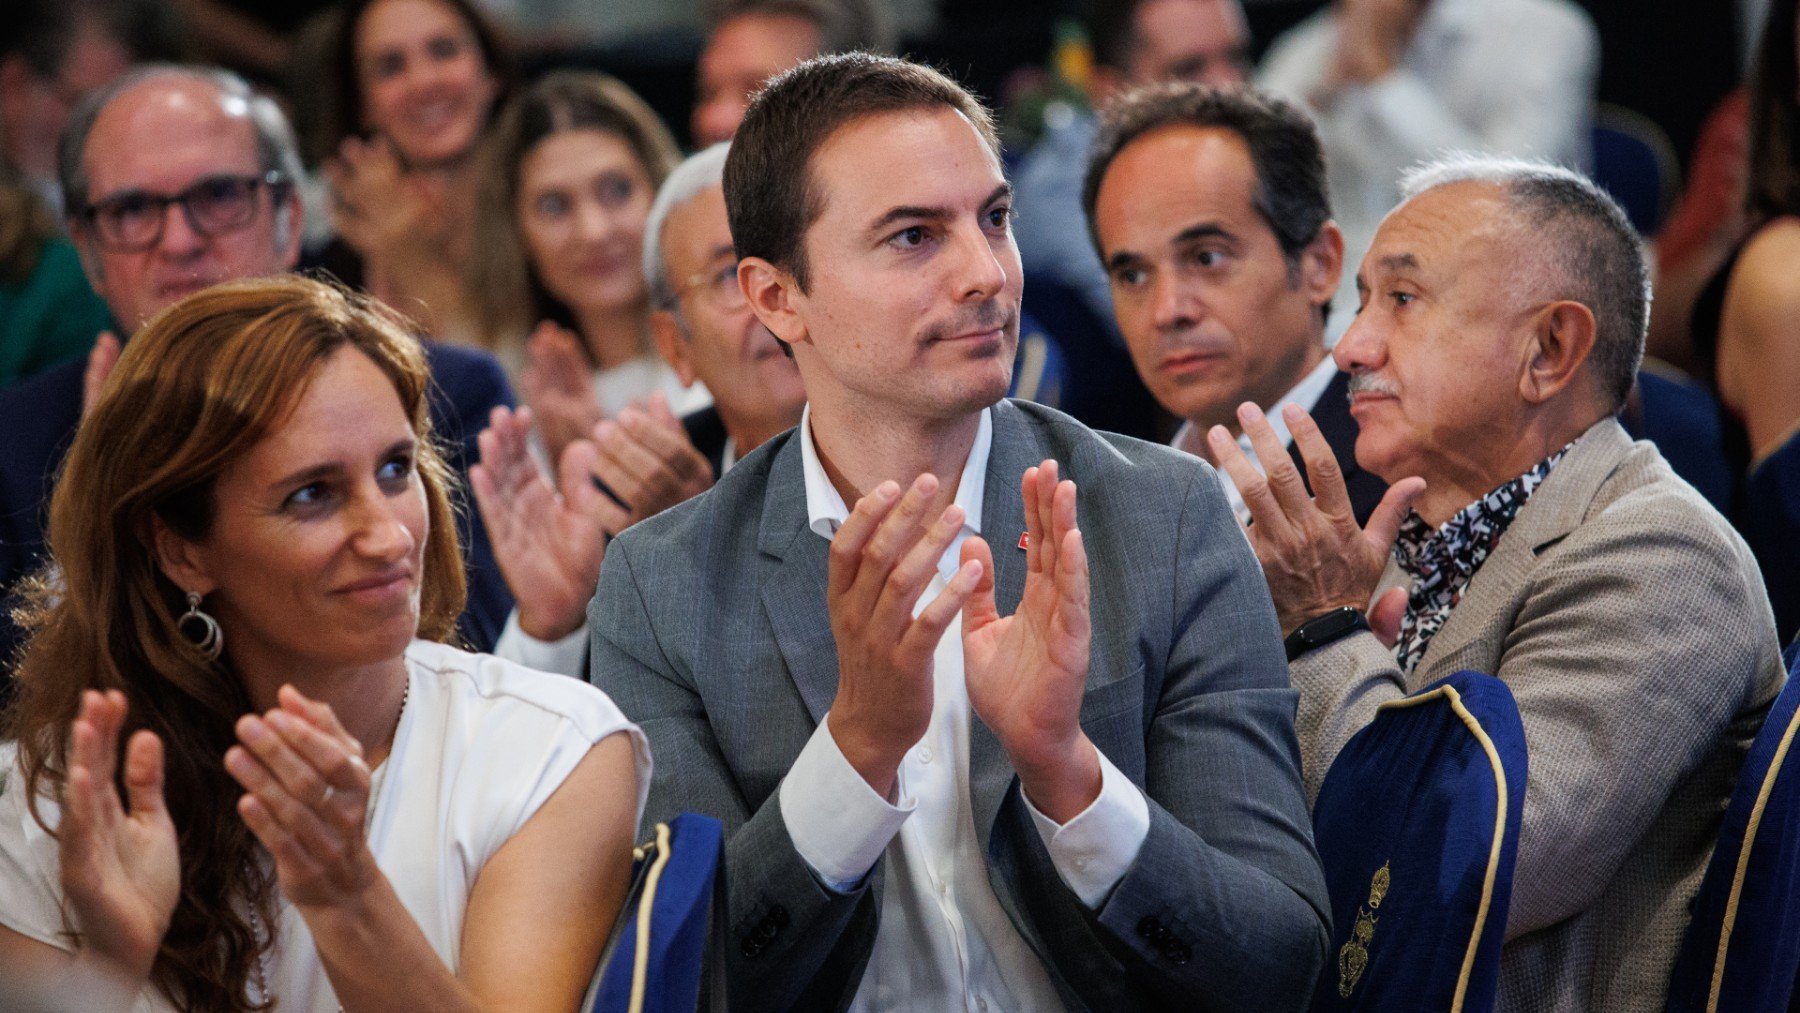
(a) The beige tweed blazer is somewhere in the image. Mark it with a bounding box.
[1291,416,1785,1013]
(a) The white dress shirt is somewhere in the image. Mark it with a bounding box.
[778,404,1149,1012]
[1171,354,1340,525]
[1257,0,1599,339]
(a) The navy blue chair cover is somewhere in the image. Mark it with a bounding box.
[1741,432,1800,643]
[1665,653,1800,1012]
[1310,671,1528,1013]
[1623,370,1734,517]
[1591,104,1679,235]
[594,812,726,1013]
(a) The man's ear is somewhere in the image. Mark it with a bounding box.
[650,308,699,387]
[1519,299,1598,405]
[1299,221,1345,307]
[739,257,808,348]
[150,516,217,598]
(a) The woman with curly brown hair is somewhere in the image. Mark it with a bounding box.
[0,275,647,1011]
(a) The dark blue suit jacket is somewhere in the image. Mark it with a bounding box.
[1291,370,1387,528]
[0,341,516,679]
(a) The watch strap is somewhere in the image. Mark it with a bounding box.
[1284,606,1371,662]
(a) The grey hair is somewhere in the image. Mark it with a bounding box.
[644,142,732,311]
[1399,153,1649,411]
[58,64,305,240]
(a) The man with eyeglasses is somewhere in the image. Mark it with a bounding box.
[476,141,808,677]
[0,64,520,674]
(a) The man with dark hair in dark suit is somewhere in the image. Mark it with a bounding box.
[1085,82,1385,525]
[0,64,516,672]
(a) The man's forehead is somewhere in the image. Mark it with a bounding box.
[86,78,260,191]
[1136,0,1249,59]
[807,108,1003,217]
[1098,126,1258,242]
[665,184,732,263]
[1366,181,1514,277]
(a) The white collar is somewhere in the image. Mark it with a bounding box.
[798,403,993,541]
[1172,352,1339,457]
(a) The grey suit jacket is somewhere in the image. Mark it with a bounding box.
[1291,417,1784,1012]
[590,399,1330,1012]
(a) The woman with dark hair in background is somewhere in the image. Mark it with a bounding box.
[311,0,516,344]
[468,70,700,464]
[1691,0,1800,638]
[0,276,646,1011]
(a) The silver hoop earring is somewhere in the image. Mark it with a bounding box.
[179,591,223,661]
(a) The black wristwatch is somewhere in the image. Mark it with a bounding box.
[1284,606,1371,661]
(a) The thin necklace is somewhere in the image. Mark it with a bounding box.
[247,677,409,1007]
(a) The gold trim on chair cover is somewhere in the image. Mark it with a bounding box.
[1374,684,1511,1013]
[1706,700,1800,1012]
[630,822,676,1013]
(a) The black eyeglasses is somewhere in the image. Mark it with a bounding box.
[77,172,290,252]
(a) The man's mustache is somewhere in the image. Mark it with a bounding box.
[1347,373,1401,397]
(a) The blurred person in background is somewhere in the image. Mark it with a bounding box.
[480,141,805,676]
[1692,0,1800,475]
[1012,0,1251,330]
[0,276,646,1012]
[691,0,893,148]
[309,0,517,344]
[468,70,697,467]
[0,66,518,669]
[0,0,180,217]
[1259,0,1600,340]
[0,165,112,388]
[1688,0,1800,638]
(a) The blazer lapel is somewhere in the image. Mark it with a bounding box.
[757,435,841,723]
[972,402,1036,852]
[1417,418,1633,679]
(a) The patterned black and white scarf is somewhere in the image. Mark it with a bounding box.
[1390,443,1574,674]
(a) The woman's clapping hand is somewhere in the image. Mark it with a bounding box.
[58,690,179,982]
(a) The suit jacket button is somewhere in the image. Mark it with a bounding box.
[1166,942,1192,965]
[771,905,790,928]
[1137,916,1160,939]
[757,921,779,942]
[740,938,762,959]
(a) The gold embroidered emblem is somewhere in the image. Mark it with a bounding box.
[1337,861,1390,998]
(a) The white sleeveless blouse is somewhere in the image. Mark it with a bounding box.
[0,640,650,1011]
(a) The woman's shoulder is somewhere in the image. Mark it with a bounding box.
[1732,219,1800,300]
[403,639,635,742]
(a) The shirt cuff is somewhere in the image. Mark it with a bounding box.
[492,609,589,678]
[1024,748,1152,909]
[778,713,914,892]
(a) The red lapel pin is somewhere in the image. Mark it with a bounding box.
[1017,532,1030,550]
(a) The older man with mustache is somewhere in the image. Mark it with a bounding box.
[1214,154,1783,1011]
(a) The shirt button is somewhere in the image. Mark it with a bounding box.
[919,746,934,764]
[977,999,990,1013]
[1075,858,1089,871]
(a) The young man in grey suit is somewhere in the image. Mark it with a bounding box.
[1214,155,1785,1011]
[589,53,1329,1010]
